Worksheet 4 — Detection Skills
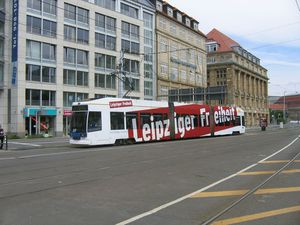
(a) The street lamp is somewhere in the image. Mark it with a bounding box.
[283,91,287,123]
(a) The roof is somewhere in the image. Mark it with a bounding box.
[206,28,242,52]
[275,95,300,107]
[269,104,287,110]
[158,1,206,38]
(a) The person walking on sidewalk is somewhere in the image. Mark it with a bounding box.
[0,124,5,149]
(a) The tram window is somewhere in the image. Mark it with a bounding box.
[140,113,151,129]
[231,116,236,126]
[126,113,138,129]
[236,116,241,126]
[242,116,245,126]
[199,114,206,127]
[88,112,102,132]
[217,116,224,126]
[164,113,168,128]
[110,112,124,130]
[225,115,230,126]
[153,113,163,123]
[191,114,198,127]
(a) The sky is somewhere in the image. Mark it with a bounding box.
[166,0,300,96]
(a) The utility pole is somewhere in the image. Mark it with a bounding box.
[118,50,124,98]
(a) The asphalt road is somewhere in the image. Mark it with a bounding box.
[0,127,299,224]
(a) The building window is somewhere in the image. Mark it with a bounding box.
[143,12,153,29]
[64,3,89,25]
[144,64,152,79]
[161,39,167,52]
[170,23,176,34]
[144,30,153,46]
[27,0,41,11]
[63,47,75,64]
[123,59,139,76]
[144,81,153,96]
[210,56,215,62]
[121,22,139,40]
[63,92,88,107]
[177,12,182,22]
[190,70,195,81]
[95,73,116,89]
[179,29,185,39]
[43,20,57,37]
[26,64,41,82]
[197,73,202,83]
[42,66,56,83]
[27,40,56,61]
[95,33,116,50]
[42,43,56,61]
[189,50,195,62]
[167,7,173,17]
[171,43,177,56]
[121,3,138,19]
[95,13,116,32]
[161,62,167,74]
[124,77,139,91]
[171,65,178,79]
[95,53,116,69]
[64,25,76,42]
[121,40,139,54]
[77,28,89,44]
[181,68,186,80]
[63,70,88,86]
[43,0,57,15]
[94,0,115,11]
[77,7,89,24]
[181,48,186,59]
[159,18,166,30]
[27,16,41,34]
[186,18,190,26]
[64,3,76,20]
[161,85,168,101]
[26,89,55,106]
[77,50,88,66]
[157,2,162,11]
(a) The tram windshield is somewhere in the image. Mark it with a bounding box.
[70,112,87,133]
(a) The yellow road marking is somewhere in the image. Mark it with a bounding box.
[190,187,300,198]
[261,160,300,163]
[191,190,248,198]
[239,169,300,175]
[211,206,300,225]
[255,187,300,194]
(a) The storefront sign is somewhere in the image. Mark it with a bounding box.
[64,110,72,116]
[11,0,19,86]
[170,57,197,69]
[23,108,57,117]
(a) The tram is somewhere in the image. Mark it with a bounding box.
[70,98,245,146]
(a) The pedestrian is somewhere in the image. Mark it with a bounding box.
[0,124,5,149]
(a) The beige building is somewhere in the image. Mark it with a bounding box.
[149,0,207,102]
[206,29,269,127]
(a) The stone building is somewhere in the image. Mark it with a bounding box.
[149,0,207,102]
[206,29,269,127]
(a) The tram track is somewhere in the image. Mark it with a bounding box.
[202,150,300,225]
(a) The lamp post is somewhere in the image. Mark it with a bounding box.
[283,91,287,123]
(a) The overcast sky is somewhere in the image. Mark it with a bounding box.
[166,0,300,96]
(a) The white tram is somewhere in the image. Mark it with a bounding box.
[70,98,245,146]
